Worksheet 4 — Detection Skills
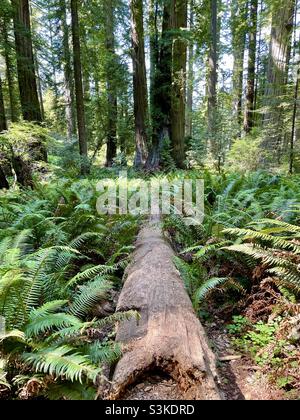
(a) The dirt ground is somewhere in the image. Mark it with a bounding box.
[204,316,285,400]
[121,315,285,401]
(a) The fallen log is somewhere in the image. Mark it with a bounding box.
[109,220,221,400]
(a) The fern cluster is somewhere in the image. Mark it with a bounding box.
[0,179,140,400]
[224,219,300,294]
[170,172,300,309]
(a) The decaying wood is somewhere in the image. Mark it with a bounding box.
[0,165,9,190]
[109,220,221,400]
[12,155,34,188]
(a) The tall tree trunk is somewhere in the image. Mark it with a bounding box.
[33,48,45,121]
[11,0,42,122]
[262,0,295,161]
[147,0,173,168]
[207,0,219,160]
[1,17,19,122]
[0,76,8,132]
[185,0,194,140]
[105,0,118,167]
[131,0,148,167]
[231,0,247,134]
[290,55,300,174]
[149,0,159,123]
[60,0,76,141]
[70,0,89,174]
[244,0,258,134]
[170,0,188,168]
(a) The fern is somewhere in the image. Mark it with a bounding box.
[193,277,229,306]
[23,345,101,384]
[25,314,81,338]
[68,277,112,318]
[225,220,300,293]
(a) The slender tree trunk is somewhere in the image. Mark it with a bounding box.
[131,0,148,167]
[0,76,8,132]
[186,0,194,140]
[231,0,248,134]
[2,18,18,122]
[170,0,188,168]
[244,0,258,134]
[262,0,295,161]
[33,48,45,121]
[60,0,76,141]
[207,0,219,160]
[105,0,118,167]
[11,0,42,122]
[290,62,300,174]
[70,0,89,174]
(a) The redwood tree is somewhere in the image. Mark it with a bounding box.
[60,0,76,141]
[170,0,188,168]
[71,0,89,174]
[244,0,258,134]
[11,0,42,122]
[131,0,148,167]
[207,0,219,160]
[262,0,295,161]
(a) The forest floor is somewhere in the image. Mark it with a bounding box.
[120,315,284,401]
[204,315,284,400]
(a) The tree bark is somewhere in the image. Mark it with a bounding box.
[147,0,173,169]
[185,0,194,140]
[231,0,248,134]
[1,17,19,122]
[0,76,8,132]
[109,220,221,400]
[104,0,118,168]
[131,0,148,168]
[149,0,159,125]
[12,155,33,188]
[11,0,42,122]
[33,47,45,121]
[290,63,300,174]
[207,0,219,160]
[70,0,89,174]
[244,0,258,134]
[170,0,188,168]
[60,0,76,141]
[0,165,9,190]
[262,0,295,161]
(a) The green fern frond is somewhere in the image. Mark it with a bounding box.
[249,219,300,233]
[224,244,296,269]
[85,342,122,364]
[193,278,229,306]
[29,301,69,321]
[23,345,101,384]
[224,228,300,254]
[66,264,119,289]
[68,278,112,318]
[25,314,81,338]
